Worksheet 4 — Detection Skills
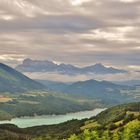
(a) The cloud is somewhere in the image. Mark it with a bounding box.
[24,71,140,82]
[0,0,139,75]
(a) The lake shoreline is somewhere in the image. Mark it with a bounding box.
[0,108,106,128]
[0,107,106,121]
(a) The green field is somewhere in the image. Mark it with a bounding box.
[0,90,107,120]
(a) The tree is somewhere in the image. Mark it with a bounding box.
[123,114,134,124]
[68,134,78,140]
[122,120,140,140]
[109,123,117,130]
[112,131,121,140]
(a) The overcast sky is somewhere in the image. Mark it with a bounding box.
[0,0,140,71]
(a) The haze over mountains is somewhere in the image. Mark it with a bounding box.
[16,59,127,75]
[1,63,106,119]
[0,63,140,140]
[0,62,138,103]
[0,63,45,93]
[0,0,139,139]
[38,79,139,103]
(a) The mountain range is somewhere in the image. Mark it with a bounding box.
[0,63,107,120]
[112,80,140,86]
[0,62,137,103]
[16,59,127,75]
[37,79,137,102]
[0,63,45,93]
[0,63,139,128]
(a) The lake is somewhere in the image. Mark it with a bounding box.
[0,108,106,128]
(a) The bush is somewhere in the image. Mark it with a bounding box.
[109,123,117,130]
[123,114,134,124]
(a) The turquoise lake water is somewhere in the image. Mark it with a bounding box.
[0,108,106,128]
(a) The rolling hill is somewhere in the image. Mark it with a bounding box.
[38,79,136,102]
[37,80,69,92]
[0,63,120,121]
[63,80,127,98]
[0,63,46,93]
[0,64,107,120]
[112,80,140,86]
[0,102,139,140]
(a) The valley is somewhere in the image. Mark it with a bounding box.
[0,1,139,139]
[0,108,105,128]
[0,63,139,140]
[0,63,139,123]
[0,102,139,140]
[0,91,106,121]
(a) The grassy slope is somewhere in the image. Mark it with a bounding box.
[65,102,140,140]
[0,102,139,140]
[0,84,139,121]
[37,79,139,103]
[0,91,105,120]
[0,63,45,93]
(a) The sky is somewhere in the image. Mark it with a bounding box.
[0,0,140,72]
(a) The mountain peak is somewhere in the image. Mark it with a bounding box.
[0,63,14,72]
[16,59,127,74]
[0,63,46,93]
[0,62,8,66]
[93,63,105,68]
[23,58,32,63]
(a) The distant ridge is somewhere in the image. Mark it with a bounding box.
[58,79,128,99]
[37,79,136,103]
[112,80,140,86]
[16,58,127,75]
[0,63,46,93]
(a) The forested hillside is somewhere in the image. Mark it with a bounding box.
[38,79,139,103]
[0,63,45,93]
[0,64,106,120]
[66,102,140,140]
[0,102,139,140]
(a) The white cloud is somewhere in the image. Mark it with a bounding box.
[0,0,47,18]
[0,0,139,74]
[70,0,92,6]
[0,54,25,60]
[85,26,136,42]
[119,0,138,3]
[0,15,15,20]
[24,71,140,82]
[128,65,140,70]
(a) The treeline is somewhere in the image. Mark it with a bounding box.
[32,102,140,140]
[67,120,140,140]
[0,102,139,140]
